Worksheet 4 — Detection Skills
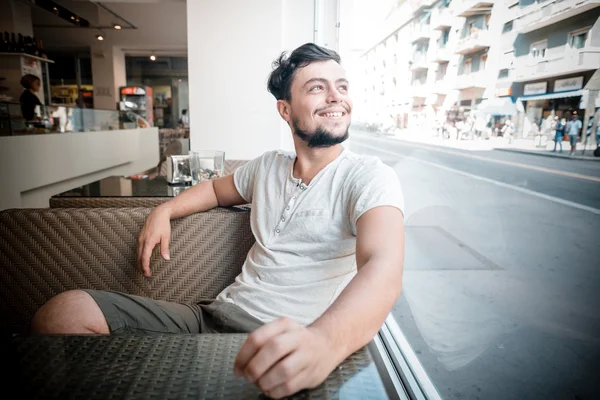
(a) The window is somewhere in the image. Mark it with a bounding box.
[568,27,590,49]
[530,40,547,59]
[480,53,488,70]
[464,57,472,74]
[467,21,476,36]
[349,7,595,400]
[436,62,448,80]
[440,29,450,47]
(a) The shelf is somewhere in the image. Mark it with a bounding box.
[0,53,55,63]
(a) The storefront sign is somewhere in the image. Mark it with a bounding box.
[496,88,512,97]
[554,76,583,92]
[524,82,547,96]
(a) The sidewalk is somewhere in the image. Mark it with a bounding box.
[383,129,600,161]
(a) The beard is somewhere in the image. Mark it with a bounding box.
[292,116,350,148]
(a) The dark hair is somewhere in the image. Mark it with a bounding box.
[20,74,40,90]
[267,43,341,101]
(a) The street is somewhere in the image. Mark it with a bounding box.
[348,130,600,400]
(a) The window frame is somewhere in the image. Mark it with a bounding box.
[567,26,591,50]
[530,39,548,59]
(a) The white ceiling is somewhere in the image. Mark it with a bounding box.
[31,0,187,55]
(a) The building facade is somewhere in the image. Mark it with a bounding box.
[357,0,600,141]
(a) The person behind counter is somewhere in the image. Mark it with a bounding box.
[19,74,42,121]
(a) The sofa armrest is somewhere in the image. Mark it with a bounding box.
[0,207,254,334]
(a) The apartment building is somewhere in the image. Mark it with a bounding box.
[357,0,599,139]
[507,0,600,138]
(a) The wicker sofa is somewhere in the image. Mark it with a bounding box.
[0,207,254,335]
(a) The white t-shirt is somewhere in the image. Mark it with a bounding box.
[215,148,404,325]
[568,119,582,136]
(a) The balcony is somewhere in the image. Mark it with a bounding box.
[455,29,491,55]
[409,53,430,71]
[412,0,437,15]
[409,83,430,98]
[454,70,488,90]
[512,47,600,82]
[432,79,451,95]
[433,47,452,62]
[456,0,496,17]
[409,24,432,43]
[432,9,454,30]
[516,0,600,34]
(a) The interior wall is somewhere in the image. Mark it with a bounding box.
[187,0,341,159]
[187,0,289,160]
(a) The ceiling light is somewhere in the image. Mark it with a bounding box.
[113,24,122,30]
[150,54,156,61]
[53,7,58,11]
[96,34,104,41]
[71,16,75,20]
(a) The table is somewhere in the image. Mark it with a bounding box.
[6,334,390,399]
[50,176,189,208]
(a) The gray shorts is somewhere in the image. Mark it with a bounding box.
[83,289,264,334]
[569,135,578,146]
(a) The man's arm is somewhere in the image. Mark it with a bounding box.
[157,174,247,219]
[309,205,405,361]
[233,205,404,398]
[138,174,247,275]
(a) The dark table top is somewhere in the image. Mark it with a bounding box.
[53,176,190,198]
[6,334,389,399]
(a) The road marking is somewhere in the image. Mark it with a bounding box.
[354,142,600,216]
[353,134,600,183]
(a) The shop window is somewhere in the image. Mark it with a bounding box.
[503,21,513,34]
[568,28,590,49]
[530,40,547,59]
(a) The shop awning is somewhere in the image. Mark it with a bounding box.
[517,90,583,102]
[479,97,517,116]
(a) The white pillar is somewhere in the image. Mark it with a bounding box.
[187,0,341,159]
[91,44,126,110]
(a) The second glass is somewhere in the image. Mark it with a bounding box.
[188,150,225,185]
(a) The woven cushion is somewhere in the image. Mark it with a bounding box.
[0,207,254,334]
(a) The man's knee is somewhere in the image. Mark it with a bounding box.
[31,289,109,335]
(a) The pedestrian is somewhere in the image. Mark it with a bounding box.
[179,109,190,128]
[552,116,565,153]
[501,119,515,144]
[566,114,582,156]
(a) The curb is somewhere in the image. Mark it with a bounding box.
[494,147,600,162]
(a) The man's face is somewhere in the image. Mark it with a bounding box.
[281,60,352,148]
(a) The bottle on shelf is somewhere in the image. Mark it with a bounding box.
[11,33,17,52]
[0,32,9,52]
[31,36,40,56]
[37,39,46,59]
[17,33,25,53]
[24,36,32,55]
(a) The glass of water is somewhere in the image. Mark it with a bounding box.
[189,150,225,185]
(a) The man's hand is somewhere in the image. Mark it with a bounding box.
[234,317,341,399]
[137,207,172,277]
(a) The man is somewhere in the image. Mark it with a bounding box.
[567,114,582,155]
[552,116,565,153]
[502,119,515,144]
[31,43,405,399]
